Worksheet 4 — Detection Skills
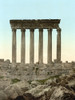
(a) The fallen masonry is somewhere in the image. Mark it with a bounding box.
[0,61,75,100]
[0,60,75,81]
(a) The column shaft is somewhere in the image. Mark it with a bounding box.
[30,29,34,63]
[12,28,16,63]
[21,29,25,63]
[39,29,43,63]
[57,28,61,62]
[48,28,52,63]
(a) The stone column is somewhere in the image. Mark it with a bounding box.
[48,28,52,63]
[39,29,43,63]
[30,29,34,64]
[21,28,25,63]
[12,28,16,63]
[57,28,61,62]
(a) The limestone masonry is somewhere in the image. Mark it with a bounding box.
[10,19,61,64]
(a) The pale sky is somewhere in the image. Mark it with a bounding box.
[0,0,75,63]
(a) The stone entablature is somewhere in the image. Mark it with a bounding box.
[10,19,61,64]
[10,19,60,29]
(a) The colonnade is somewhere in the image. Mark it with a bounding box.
[12,28,61,64]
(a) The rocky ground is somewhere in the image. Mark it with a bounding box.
[0,60,75,100]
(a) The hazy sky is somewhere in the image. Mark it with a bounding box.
[0,0,75,63]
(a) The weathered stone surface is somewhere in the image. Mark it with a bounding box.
[30,29,34,63]
[39,29,43,63]
[4,84,23,99]
[31,80,41,88]
[57,28,61,62]
[10,19,60,29]
[14,80,31,92]
[0,59,4,64]
[25,85,51,98]
[50,86,75,100]
[48,28,52,63]
[21,29,25,63]
[0,62,75,100]
[0,91,8,100]
[12,28,16,63]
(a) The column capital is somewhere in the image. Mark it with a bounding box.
[30,28,34,32]
[48,28,52,32]
[39,28,43,31]
[21,28,25,32]
[12,28,16,32]
[57,28,61,32]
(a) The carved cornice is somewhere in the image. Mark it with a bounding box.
[10,19,60,29]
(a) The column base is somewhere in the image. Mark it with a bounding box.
[54,59,62,63]
[48,61,53,64]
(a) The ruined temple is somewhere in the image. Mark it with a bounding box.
[10,19,61,64]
